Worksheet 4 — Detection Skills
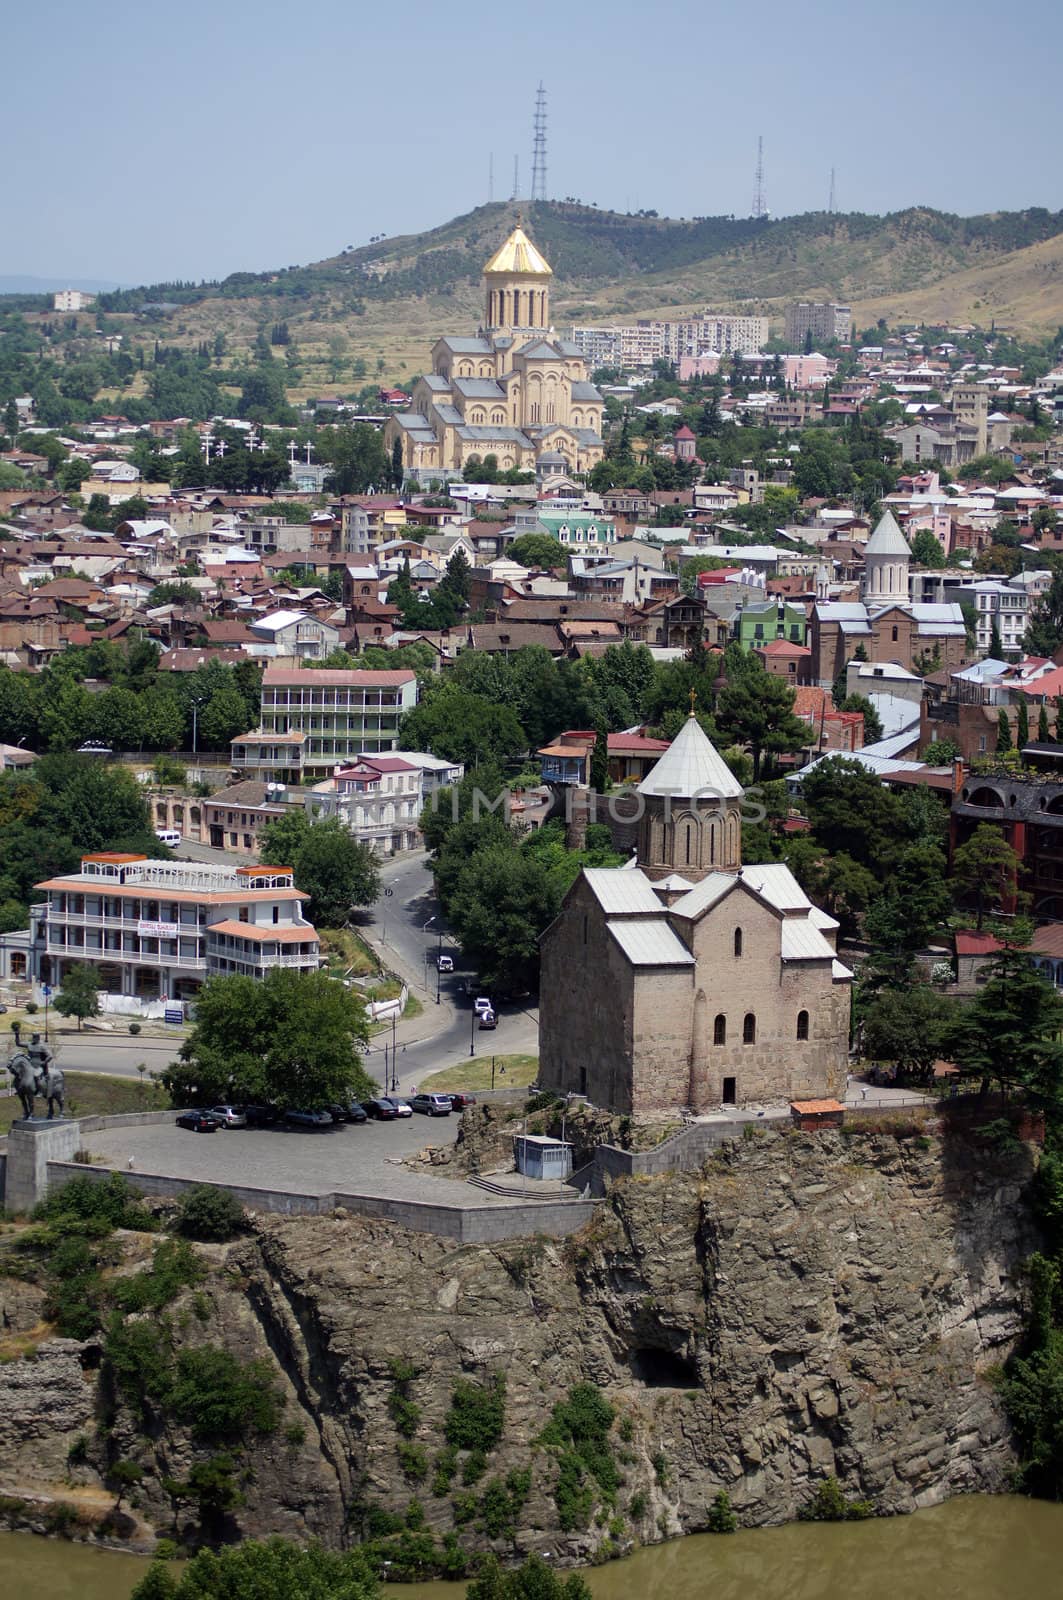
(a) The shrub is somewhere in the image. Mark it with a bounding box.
[707,1488,738,1532]
[111,1238,203,1314]
[445,1373,506,1453]
[629,1490,647,1521]
[541,1383,618,1531]
[462,1448,487,1485]
[129,1022,141,1036]
[798,1474,872,1522]
[453,1491,477,1524]
[130,1539,380,1600]
[651,1451,668,1487]
[431,1446,457,1497]
[168,1346,281,1441]
[479,1468,531,1539]
[398,1441,429,1481]
[36,1172,155,1232]
[174,1185,246,1242]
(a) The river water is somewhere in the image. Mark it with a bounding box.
[3,1495,1061,1600]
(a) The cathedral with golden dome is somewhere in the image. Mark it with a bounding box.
[385,220,605,480]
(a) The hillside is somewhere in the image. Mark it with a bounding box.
[38,201,1063,399]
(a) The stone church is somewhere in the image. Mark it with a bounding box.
[385,221,605,479]
[538,714,853,1118]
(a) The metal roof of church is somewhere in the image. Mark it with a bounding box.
[637,713,744,801]
[864,509,912,556]
[608,919,695,967]
[483,224,553,277]
[582,868,662,915]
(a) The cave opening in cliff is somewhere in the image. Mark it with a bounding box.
[628,1346,699,1388]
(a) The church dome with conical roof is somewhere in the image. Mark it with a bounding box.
[636,712,744,881]
[483,222,553,277]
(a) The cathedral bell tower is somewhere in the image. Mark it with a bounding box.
[482,219,553,338]
[635,710,745,884]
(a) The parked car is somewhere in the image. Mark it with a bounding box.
[411,1093,452,1116]
[436,953,454,972]
[445,1092,478,1111]
[478,1009,497,1030]
[474,996,494,1017]
[176,1110,217,1133]
[284,1108,333,1128]
[210,1105,247,1129]
[390,1097,413,1117]
[346,1101,368,1124]
[363,1097,399,1120]
[242,1104,282,1128]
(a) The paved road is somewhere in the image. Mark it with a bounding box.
[56,1036,182,1081]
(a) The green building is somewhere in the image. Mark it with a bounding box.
[734,600,807,649]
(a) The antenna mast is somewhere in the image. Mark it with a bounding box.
[531,81,548,203]
[512,154,519,201]
[488,152,494,204]
[828,166,836,215]
[752,135,767,219]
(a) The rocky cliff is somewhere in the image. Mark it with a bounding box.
[0,1123,1041,1564]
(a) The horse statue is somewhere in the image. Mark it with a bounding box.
[6,1035,65,1120]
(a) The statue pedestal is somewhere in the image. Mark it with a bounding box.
[4,1119,82,1215]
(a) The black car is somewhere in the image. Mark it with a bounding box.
[363,1097,399,1120]
[243,1104,282,1128]
[176,1110,217,1133]
[347,1102,368,1124]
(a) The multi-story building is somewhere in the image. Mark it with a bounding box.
[34,854,319,1005]
[567,327,625,369]
[784,302,852,347]
[570,314,768,371]
[970,580,1027,656]
[249,610,340,661]
[257,667,418,774]
[309,756,424,856]
[53,289,95,313]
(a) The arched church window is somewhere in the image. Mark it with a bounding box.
[743,1013,756,1044]
[796,1009,809,1040]
[733,927,743,957]
[684,823,693,865]
[713,1014,726,1046]
[892,625,899,642]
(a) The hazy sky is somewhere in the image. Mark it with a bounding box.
[9,0,1062,286]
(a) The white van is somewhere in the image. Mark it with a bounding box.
[155,829,182,849]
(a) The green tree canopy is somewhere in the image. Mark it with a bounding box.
[53,962,102,1030]
[166,967,372,1108]
[507,531,565,569]
[258,812,380,925]
[131,1538,380,1600]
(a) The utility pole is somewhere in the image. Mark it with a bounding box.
[752,135,767,219]
[531,82,547,203]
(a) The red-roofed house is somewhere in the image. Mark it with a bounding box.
[954,926,1063,993]
[754,639,812,684]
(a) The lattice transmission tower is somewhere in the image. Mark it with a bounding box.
[531,82,548,203]
[752,135,767,219]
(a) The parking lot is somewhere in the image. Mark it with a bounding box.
[82,1109,473,1206]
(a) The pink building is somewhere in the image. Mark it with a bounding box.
[678,354,722,381]
[780,354,836,389]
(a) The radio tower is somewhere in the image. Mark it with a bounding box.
[752,135,767,219]
[531,82,548,203]
[828,166,836,215]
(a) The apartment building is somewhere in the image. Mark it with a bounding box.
[309,756,424,856]
[971,580,1027,656]
[784,302,852,346]
[258,667,418,774]
[34,855,319,1004]
[569,313,768,370]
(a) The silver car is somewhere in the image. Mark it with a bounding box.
[210,1104,247,1129]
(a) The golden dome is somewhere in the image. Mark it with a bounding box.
[483,221,553,278]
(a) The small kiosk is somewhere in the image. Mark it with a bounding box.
[513,1134,574,1181]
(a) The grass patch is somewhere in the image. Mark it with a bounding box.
[0,1071,170,1136]
[424,1054,539,1092]
[319,927,380,977]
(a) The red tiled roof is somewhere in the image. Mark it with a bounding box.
[757,640,811,656]
[262,668,414,687]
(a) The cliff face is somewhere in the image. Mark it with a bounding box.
[0,1125,1040,1559]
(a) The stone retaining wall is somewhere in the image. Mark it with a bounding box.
[44,1158,598,1242]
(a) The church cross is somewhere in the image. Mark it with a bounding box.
[689,688,697,715]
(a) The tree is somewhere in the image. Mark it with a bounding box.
[838,694,883,745]
[1039,703,1052,744]
[861,982,951,1080]
[997,707,1012,753]
[922,738,960,765]
[909,529,946,569]
[57,456,92,494]
[198,684,252,749]
[447,844,560,995]
[715,650,807,781]
[1018,697,1030,749]
[166,968,373,1108]
[946,934,1063,1103]
[590,722,608,793]
[107,1459,144,1511]
[951,823,1022,929]
[400,685,526,768]
[507,531,564,570]
[466,1553,592,1600]
[390,435,403,490]
[258,812,380,925]
[989,620,1004,658]
[53,962,101,1030]
[130,1538,380,1600]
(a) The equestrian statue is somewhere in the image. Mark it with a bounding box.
[6,1032,65,1120]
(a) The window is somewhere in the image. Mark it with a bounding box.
[713,1013,726,1046]
[272,906,280,924]
[743,1012,756,1045]
[797,1009,809,1040]
[722,1076,737,1105]
[891,625,899,642]
[733,927,743,957]
[238,907,249,923]
[583,914,588,946]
